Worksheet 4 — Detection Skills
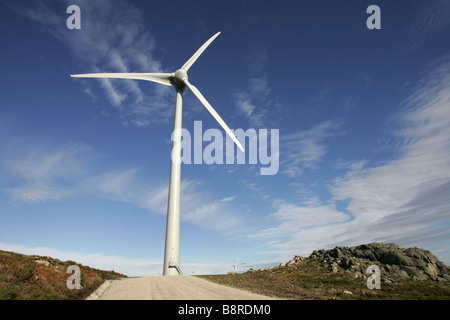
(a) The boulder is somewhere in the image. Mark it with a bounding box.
[330,247,340,258]
[279,242,450,282]
[341,257,358,269]
[423,263,439,278]
[286,259,297,267]
[372,246,389,262]
[400,266,429,280]
[394,268,410,279]
[437,261,450,276]
[405,248,438,264]
[353,248,377,261]
[381,251,415,267]
[284,242,449,282]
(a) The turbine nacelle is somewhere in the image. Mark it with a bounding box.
[171,69,188,91]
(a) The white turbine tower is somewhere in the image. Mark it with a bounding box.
[71,32,244,275]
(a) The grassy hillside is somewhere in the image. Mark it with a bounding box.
[0,250,126,300]
[199,255,450,300]
[2,242,449,300]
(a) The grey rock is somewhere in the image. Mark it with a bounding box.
[330,247,343,259]
[413,258,428,270]
[342,290,353,295]
[341,257,358,269]
[372,246,390,261]
[283,242,448,282]
[394,268,410,279]
[353,248,377,261]
[437,261,450,275]
[382,251,415,267]
[286,259,296,267]
[401,266,429,280]
[405,247,438,264]
[423,263,439,278]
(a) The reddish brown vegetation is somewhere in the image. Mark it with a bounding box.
[0,250,126,300]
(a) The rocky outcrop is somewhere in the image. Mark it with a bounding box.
[281,242,450,282]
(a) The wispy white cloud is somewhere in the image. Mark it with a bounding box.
[250,55,450,264]
[182,194,243,233]
[310,75,369,113]
[280,119,344,177]
[402,0,450,53]
[96,176,247,234]
[9,0,173,126]
[0,124,246,236]
[234,84,271,128]
[0,137,90,204]
[5,142,88,183]
[253,199,350,240]
[235,93,256,118]
[233,43,280,128]
[98,78,127,107]
[331,54,450,231]
[3,187,68,205]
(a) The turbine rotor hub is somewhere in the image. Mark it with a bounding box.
[172,69,188,91]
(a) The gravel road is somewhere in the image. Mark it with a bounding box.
[89,275,276,300]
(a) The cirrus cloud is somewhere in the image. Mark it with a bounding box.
[250,55,450,264]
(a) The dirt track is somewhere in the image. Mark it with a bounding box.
[89,275,277,300]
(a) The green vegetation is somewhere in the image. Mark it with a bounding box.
[198,259,450,300]
[0,250,126,300]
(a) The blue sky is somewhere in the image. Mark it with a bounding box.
[1,0,450,276]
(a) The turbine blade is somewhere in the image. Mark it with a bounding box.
[185,80,244,152]
[181,32,221,72]
[70,72,173,86]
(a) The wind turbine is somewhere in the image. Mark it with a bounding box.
[71,32,244,275]
[232,258,239,273]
